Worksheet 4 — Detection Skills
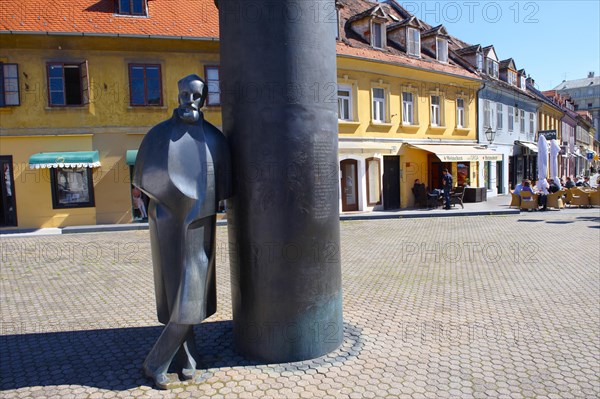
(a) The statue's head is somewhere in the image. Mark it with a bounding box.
[177,74,208,123]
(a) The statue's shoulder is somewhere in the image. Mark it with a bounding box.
[202,120,229,149]
[142,117,176,143]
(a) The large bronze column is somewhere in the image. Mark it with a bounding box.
[218,0,343,362]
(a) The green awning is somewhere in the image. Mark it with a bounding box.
[126,150,138,166]
[28,151,101,169]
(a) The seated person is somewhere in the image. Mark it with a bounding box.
[564,176,575,188]
[537,179,549,211]
[581,177,591,188]
[411,179,427,208]
[513,179,526,196]
[521,180,534,194]
[549,179,560,193]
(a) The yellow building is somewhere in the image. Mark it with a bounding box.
[335,1,489,211]
[2,0,494,229]
[0,0,222,228]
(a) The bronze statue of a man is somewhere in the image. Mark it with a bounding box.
[133,74,231,389]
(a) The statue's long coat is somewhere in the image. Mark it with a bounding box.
[133,110,231,325]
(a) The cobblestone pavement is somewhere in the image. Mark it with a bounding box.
[1,210,599,398]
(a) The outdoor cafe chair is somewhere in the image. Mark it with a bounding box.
[589,189,600,207]
[450,186,465,209]
[509,192,520,208]
[569,188,590,208]
[519,191,538,211]
[545,191,564,209]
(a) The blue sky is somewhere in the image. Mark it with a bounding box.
[392,0,600,90]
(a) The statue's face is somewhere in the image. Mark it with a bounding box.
[177,79,205,123]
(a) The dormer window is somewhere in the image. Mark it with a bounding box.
[485,58,499,78]
[436,38,448,63]
[508,71,517,86]
[372,21,384,49]
[407,28,420,57]
[520,76,526,89]
[476,53,484,71]
[117,0,147,16]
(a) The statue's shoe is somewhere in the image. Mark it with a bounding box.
[143,366,176,390]
[180,367,196,380]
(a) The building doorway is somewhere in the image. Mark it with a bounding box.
[429,158,452,191]
[340,159,358,212]
[496,160,503,194]
[382,156,400,210]
[0,156,17,227]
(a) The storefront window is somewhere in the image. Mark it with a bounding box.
[50,167,95,208]
[457,163,470,186]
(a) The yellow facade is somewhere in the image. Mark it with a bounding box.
[1,34,221,228]
[1,33,483,228]
[337,56,481,209]
[537,102,563,140]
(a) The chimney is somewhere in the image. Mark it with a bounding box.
[526,76,535,87]
[589,71,595,78]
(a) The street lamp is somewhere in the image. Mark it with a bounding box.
[485,126,496,145]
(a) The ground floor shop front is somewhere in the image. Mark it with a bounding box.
[2,135,502,229]
[0,131,145,229]
[338,140,501,212]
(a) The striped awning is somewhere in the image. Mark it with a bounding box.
[409,144,502,162]
[29,151,101,169]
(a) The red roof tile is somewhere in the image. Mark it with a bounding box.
[0,0,219,38]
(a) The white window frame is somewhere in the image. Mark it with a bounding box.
[372,87,387,123]
[430,95,442,127]
[337,84,353,121]
[402,91,417,125]
[476,53,484,71]
[371,21,385,49]
[436,38,448,63]
[508,106,514,131]
[456,98,465,128]
[529,113,534,135]
[520,109,525,132]
[496,103,503,130]
[407,28,421,57]
[508,71,517,86]
[483,100,491,128]
[486,58,498,78]
[204,65,220,106]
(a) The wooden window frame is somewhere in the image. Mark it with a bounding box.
[46,61,89,107]
[116,0,147,16]
[128,63,163,107]
[0,63,20,107]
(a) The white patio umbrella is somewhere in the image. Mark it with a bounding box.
[549,139,562,188]
[537,135,548,183]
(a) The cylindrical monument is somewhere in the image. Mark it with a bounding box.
[218,0,343,362]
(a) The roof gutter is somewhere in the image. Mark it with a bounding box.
[0,30,219,41]
[336,53,481,82]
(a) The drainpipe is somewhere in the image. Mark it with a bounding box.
[476,80,488,190]
[476,81,486,145]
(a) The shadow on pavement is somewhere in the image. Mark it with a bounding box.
[0,320,363,391]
